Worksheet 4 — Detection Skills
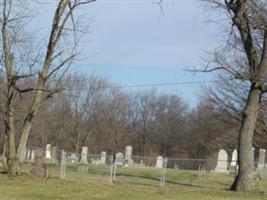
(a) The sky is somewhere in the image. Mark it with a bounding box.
[36,0,225,107]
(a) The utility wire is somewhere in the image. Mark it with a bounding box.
[97,80,220,89]
[63,78,235,91]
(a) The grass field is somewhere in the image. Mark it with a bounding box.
[0,164,267,200]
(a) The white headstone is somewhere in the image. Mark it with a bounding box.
[155,156,164,168]
[231,149,237,167]
[26,149,31,160]
[80,146,88,164]
[125,146,133,160]
[69,153,79,163]
[215,149,228,173]
[124,146,134,166]
[115,152,124,166]
[100,151,106,164]
[45,144,52,159]
[262,167,267,181]
[31,150,36,161]
[257,149,266,172]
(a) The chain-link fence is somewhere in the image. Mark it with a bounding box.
[0,147,246,187]
[48,150,216,187]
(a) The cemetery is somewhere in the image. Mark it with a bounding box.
[1,144,267,199]
[1,0,267,199]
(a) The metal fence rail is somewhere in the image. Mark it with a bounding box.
[54,151,214,187]
[1,147,251,187]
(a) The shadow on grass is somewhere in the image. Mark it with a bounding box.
[114,172,218,189]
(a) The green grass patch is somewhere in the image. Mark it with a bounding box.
[0,166,267,200]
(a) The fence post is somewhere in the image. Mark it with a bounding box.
[160,168,163,186]
[109,155,114,184]
[160,157,168,187]
[198,160,201,177]
[60,150,65,179]
[163,157,167,186]
[113,162,117,180]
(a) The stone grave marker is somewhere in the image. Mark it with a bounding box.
[135,160,145,167]
[231,149,237,167]
[115,152,124,167]
[31,150,36,161]
[31,150,46,177]
[155,156,164,168]
[230,149,237,173]
[26,149,31,161]
[124,146,134,167]
[257,149,266,172]
[80,146,88,164]
[215,149,228,173]
[125,146,133,160]
[45,144,52,160]
[100,151,106,165]
[68,153,79,163]
[262,167,267,181]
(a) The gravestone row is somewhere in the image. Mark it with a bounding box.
[215,148,267,179]
[26,144,136,166]
[26,144,267,177]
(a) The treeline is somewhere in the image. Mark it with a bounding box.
[0,73,266,159]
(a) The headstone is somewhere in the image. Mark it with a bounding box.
[135,160,145,167]
[80,146,88,164]
[124,146,134,166]
[68,153,79,163]
[125,146,133,160]
[100,151,106,164]
[51,146,58,163]
[262,167,267,181]
[31,150,46,177]
[257,149,266,172]
[45,144,52,160]
[31,150,36,161]
[231,149,237,167]
[115,152,124,166]
[229,149,238,173]
[155,156,164,168]
[215,149,228,173]
[96,158,101,165]
[91,158,96,165]
[26,149,31,160]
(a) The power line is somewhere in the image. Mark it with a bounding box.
[101,80,218,89]
[64,78,234,92]
[59,78,235,98]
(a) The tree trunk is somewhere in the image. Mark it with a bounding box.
[231,86,261,191]
[17,122,35,162]
[7,157,21,176]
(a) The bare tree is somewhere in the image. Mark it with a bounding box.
[133,90,157,155]
[63,74,107,153]
[0,0,95,176]
[158,0,267,191]
[202,0,267,191]
[152,94,188,157]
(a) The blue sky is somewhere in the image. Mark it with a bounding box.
[37,0,225,107]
